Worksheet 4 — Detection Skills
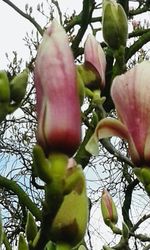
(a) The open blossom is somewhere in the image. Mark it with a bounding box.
[84,34,106,89]
[34,20,81,156]
[86,61,150,167]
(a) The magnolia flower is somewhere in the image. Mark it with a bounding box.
[84,34,106,89]
[86,61,150,167]
[34,20,81,156]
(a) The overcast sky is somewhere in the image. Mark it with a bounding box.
[0,0,82,68]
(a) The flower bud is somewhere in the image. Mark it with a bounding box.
[101,189,118,226]
[84,34,106,89]
[49,165,88,247]
[10,69,28,103]
[0,70,10,103]
[34,20,81,157]
[102,0,128,49]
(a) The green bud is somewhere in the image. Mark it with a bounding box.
[0,70,10,103]
[102,0,128,49]
[101,189,118,227]
[25,211,38,243]
[49,167,88,247]
[10,69,28,103]
[18,233,28,250]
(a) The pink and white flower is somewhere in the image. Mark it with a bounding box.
[86,61,150,166]
[34,20,81,156]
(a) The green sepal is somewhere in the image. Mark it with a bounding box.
[64,165,85,195]
[134,167,150,185]
[140,167,150,185]
[85,133,99,156]
[18,233,28,250]
[25,211,38,243]
[117,4,128,47]
[10,69,28,103]
[32,230,41,248]
[33,145,52,183]
[77,65,97,87]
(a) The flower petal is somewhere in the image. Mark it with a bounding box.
[85,118,129,156]
[111,61,150,164]
[34,20,81,156]
[84,34,106,89]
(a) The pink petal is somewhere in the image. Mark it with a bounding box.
[34,20,81,156]
[111,61,150,164]
[84,34,106,89]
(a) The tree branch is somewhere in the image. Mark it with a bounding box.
[122,179,139,229]
[100,138,134,167]
[0,175,42,221]
[71,0,95,58]
[1,0,43,35]
[126,30,150,62]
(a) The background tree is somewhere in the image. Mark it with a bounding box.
[0,0,150,249]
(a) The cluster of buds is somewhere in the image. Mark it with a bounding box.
[33,146,88,248]
[0,69,28,122]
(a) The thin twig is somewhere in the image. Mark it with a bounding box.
[1,0,43,35]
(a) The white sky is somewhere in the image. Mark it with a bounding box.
[0,0,82,68]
